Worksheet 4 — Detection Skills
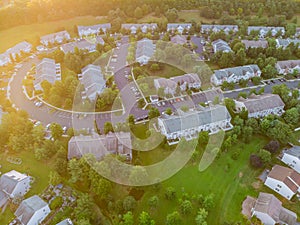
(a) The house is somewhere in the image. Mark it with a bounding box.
[264,165,300,200]
[0,170,31,208]
[0,41,32,66]
[60,36,104,54]
[135,38,155,65]
[170,35,187,45]
[40,30,71,46]
[241,40,268,49]
[275,60,300,75]
[68,132,132,160]
[79,64,106,101]
[157,105,232,144]
[247,26,285,38]
[121,23,158,34]
[211,64,261,86]
[234,94,285,118]
[281,145,300,174]
[15,195,51,225]
[77,23,111,38]
[201,24,238,34]
[56,218,73,225]
[242,192,297,225]
[6,41,32,60]
[211,39,232,53]
[0,53,10,66]
[154,73,201,95]
[295,28,300,37]
[167,23,192,34]
[276,39,300,49]
[34,58,61,91]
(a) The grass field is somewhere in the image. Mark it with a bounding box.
[0,150,53,224]
[144,64,185,79]
[135,136,269,225]
[0,16,107,53]
[178,10,218,24]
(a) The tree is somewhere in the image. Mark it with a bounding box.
[123,196,137,212]
[127,114,135,126]
[148,107,160,119]
[235,48,246,66]
[74,193,93,221]
[180,200,193,215]
[195,208,208,225]
[134,7,143,19]
[122,211,134,225]
[198,131,209,147]
[49,171,61,186]
[68,159,83,183]
[166,211,181,225]
[165,187,176,200]
[263,140,280,154]
[150,63,160,71]
[165,8,178,23]
[257,149,271,164]
[283,107,299,126]
[138,211,155,225]
[148,195,159,209]
[50,123,63,140]
[242,126,253,143]
[249,154,263,168]
[203,194,215,210]
[103,122,114,134]
[165,108,172,115]
[262,64,277,79]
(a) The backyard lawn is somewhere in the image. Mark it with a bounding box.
[178,10,219,24]
[0,150,53,224]
[144,64,185,79]
[0,15,107,53]
[135,136,269,225]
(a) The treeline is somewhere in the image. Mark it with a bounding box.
[1,0,300,31]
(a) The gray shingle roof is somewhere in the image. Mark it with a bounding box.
[121,23,158,31]
[167,23,192,30]
[60,36,104,54]
[135,38,155,59]
[241,40,268,49]
[284,146,300,159]
[212,39,232,52]
[34,58,58,87]
[276,60,300,70]
[6,41,32,55]
[276,39,300,48]
[40,30,70,42]
[236,94,284,114]
[0,170,29,195]
[160,105,230,134]
[214,64,260,80]
[248,26,285,35]
[201,24,238,33]
[170,35,187,45]
[15,195,49,225]
[77,23,111,35]
[56,218,73,225]
[80,64,105,99]
[68,132,132,160]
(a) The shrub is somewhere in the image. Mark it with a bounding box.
[50,196,63,210]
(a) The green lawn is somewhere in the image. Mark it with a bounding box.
[135,137,269,225]
[0,16,107,53]
[144,64,185,79]
[178,10,219,24]
[0,150,53,224]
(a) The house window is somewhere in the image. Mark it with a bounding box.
[293,160,296,164]
[277,184,282,188]
[275,188,280,192]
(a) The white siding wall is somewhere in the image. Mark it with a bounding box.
[252,211,276,225]
[282,154,300,174]
[27,205,51,225]
[264,177,295,200]
[11,177,31,198]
